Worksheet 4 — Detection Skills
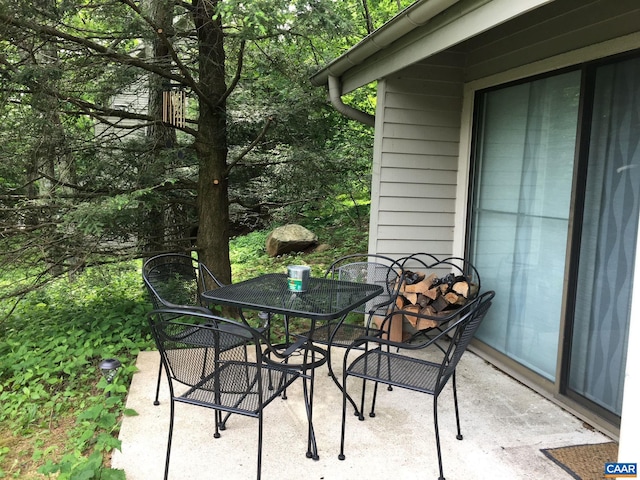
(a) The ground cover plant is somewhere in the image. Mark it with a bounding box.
[0,201,368,479]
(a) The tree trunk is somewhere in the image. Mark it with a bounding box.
[192,0,232,285]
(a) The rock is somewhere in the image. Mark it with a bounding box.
[265,224,318,257]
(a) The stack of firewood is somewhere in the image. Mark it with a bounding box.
[395,271,478,330]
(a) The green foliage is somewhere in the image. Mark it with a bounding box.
[230,195,369,281]
[38,451,125,480]
[0,261,151,478]
[0,0,412,296]
[0,202,369,478]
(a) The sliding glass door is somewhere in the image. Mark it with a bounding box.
[569,57,640,414]
[469,54,639,418]
[470,71,580,380]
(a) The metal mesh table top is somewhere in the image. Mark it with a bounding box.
[201,273,384,321]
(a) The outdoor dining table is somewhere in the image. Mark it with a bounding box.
[201,272,383,460]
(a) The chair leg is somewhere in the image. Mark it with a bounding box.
[452,371,463,440]
[326,327,361,418]
[338,374,348,461]
[376,320,394,392]
[164,399,175,480]
[214,410,221,438]
[369,347,384,418]
[154,360,163,406]
[218,411,230,432]
[363,345,382,418]
[257,412,263,480]
[433,395,445,480]
[358,377,367,421]
[369,381,379,418]
[357,345,371,421]
[386,343,393,391]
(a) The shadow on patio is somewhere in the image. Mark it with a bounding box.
[112,348,611,479]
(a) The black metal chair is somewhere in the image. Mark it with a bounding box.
[142,253,268,408]
[143,253,230,406]
[338,290,495,480]
[298,254,404,414]
[307,253,404,345]
[148,308,306,480]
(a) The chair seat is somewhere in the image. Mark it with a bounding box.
[346,349,440,394]
[302,322,382,346]
[175,323,252,351]
[176,361,297,416]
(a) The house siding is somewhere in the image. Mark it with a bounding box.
[94,78,149,141]
[370,0,640,263]
[369,55,465,259]
[323,0,640,460]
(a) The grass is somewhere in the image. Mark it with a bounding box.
[0,202,369,479]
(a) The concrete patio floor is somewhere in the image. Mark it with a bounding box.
[112,348,612,479]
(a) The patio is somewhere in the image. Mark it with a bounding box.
[112,347,612,479]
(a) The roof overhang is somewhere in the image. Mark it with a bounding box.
[309,0,461,88]
[310,0,556,94]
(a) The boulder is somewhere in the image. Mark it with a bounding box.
[265,224,318,257]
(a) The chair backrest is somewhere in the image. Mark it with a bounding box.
[399,253,482,300]
[142,253,223,310]
[325,254,404,316]
[148,308,267,410]
[435,290,495,391]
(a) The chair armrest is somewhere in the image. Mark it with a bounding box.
[348,301,479,355]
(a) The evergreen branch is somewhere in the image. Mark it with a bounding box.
[0,11,207,109]
[225,115,275,175]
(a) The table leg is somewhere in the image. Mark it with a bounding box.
[303,330,319,460]
[325,325,363,419]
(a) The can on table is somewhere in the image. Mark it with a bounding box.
[287,265,310,292]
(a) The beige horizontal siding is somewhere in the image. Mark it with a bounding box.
[382,123,460,143]
[380,182,457,199]
[384,108,461,126]
[377,239,454,257]
[381,137,460,156]
[378,211,455,226]
[371,54,464,259]
[378,225,454,240]
[385,91,463,113]
[380,153,457,170]
[379,196,456,213]
[380,167,458,184]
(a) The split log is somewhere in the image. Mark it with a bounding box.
[403,292,418,305]
[431,295,450,312]
[452,281,469,297]
[424,287,439,301]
